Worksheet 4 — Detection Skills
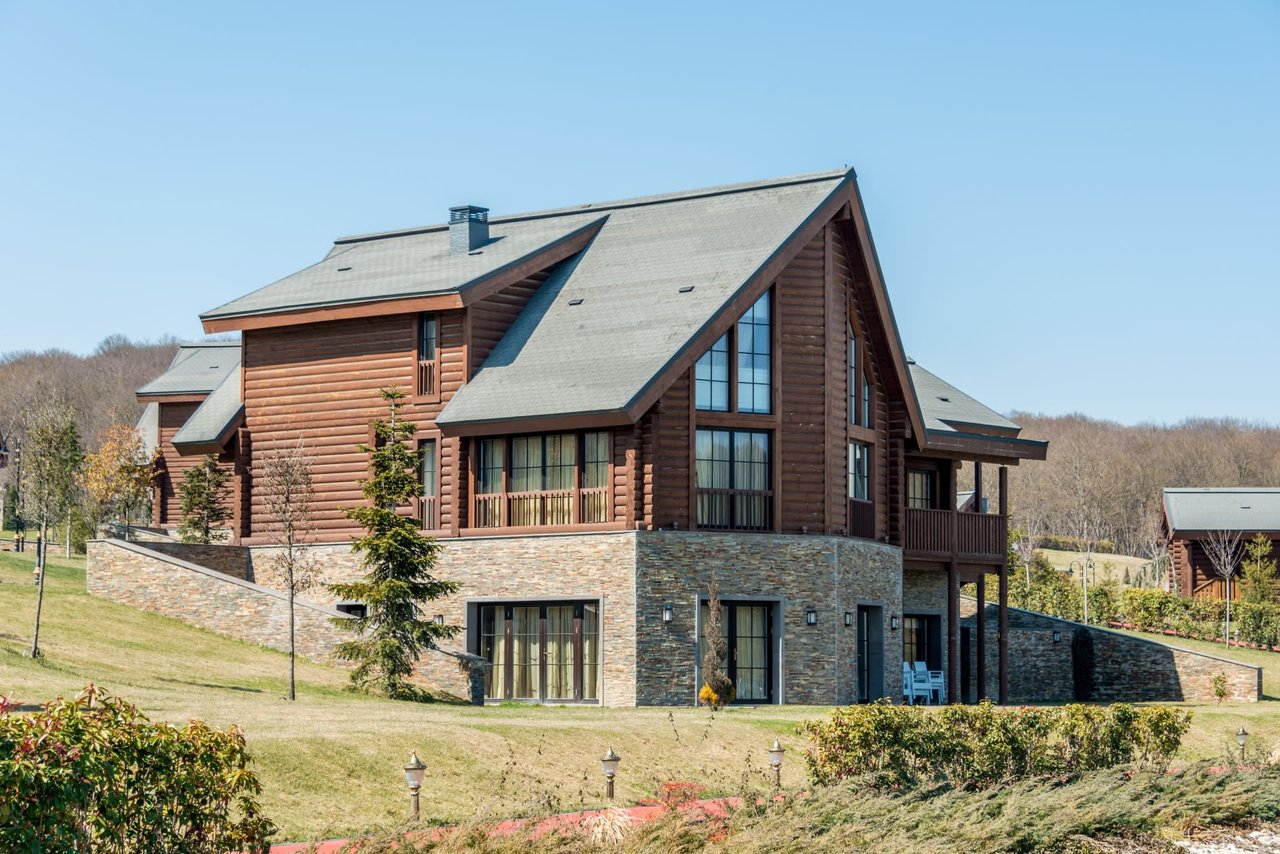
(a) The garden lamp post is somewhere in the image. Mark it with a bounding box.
[403,751,426,819]
[600,746,620,801]
[1069,560,1091,625]
[1237,726,1248,764]
[768,738,785,789]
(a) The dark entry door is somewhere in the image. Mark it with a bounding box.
[857,605,885,702]
[701,601,775,703]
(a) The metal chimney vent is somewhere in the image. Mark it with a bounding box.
[449,205,489,253]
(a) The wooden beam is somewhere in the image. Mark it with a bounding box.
[947,559,960,704]
[976,574,987,702]
[998,563,1009,705]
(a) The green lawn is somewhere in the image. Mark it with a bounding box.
[1,548,1276,844]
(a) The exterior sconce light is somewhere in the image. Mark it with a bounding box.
[1052,630,1062,643]
[600,746,621,800]
[1237,726,1248,763]
[844,612,853,627]
[890,616,900,631]
[663,603,673,623]
[768,738,785,789]
[403,751,426,819]
[805,608,818,626]
[433,614,445,625]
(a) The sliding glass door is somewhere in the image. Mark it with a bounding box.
[700,600,775,703]
[479,601,601,703]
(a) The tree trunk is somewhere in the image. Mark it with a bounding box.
[288,579,297,701]
[31,519,48,658]
[1225,576,1232,649]
[65,509,71,558]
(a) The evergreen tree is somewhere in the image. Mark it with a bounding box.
[177,455,230,544]
[1240,532,1278,604]
[328,388,458,700]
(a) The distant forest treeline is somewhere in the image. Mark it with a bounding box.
[0,335,179,464]
[999,413,1280,558]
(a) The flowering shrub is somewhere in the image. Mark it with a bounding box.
[799,701,1191,790]
[0,684,274,852]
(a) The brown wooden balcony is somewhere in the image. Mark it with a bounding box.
[904,507,1006,563]
[472,487,611,529]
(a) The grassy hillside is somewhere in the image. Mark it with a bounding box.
[1039,548,1154,587]
[1,547,1276,844]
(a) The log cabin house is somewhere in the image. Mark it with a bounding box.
[136,169,1047,706]
[1162,487,1280,599]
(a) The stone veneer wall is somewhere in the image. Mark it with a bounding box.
[634,532,903,706]
[138,541,252,581]
[960,599,1261,703]
[901,570,949,685]
[254,532,640,706]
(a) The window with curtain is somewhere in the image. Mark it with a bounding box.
[477,438,505,494]
[694,333,730,411]
[419,438,438,529]
[479,601,601,702]
[849,441,870,501]
[695,428,770,530]
[418,313,438,361]
[582,432,610,523]
[907,469,935,510]
[737,292,771,414]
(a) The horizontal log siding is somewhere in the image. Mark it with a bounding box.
[154,402,234,527]
[829,226,850,535]
[468,270,550,376]
[646,370,692,529]
[779,233,828,533]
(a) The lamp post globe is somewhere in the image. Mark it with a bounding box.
[403,751,426,819]
[1237,726,1248,763]
[600,746,621,800]
[768,738,785,789]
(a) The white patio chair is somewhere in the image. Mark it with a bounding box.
[909,661,931,705]
[928,669,945,705]
[902,663,914,705]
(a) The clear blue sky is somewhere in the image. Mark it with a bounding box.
[2,2,1277,425]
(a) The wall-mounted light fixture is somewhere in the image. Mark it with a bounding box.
[890,616,901,631]
[663,603,673,623]
[844,612,853,627]
[1052,630,1061,643]
[433,614,445,625]
[805,608,818,626]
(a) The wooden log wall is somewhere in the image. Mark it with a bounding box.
[153,401,234,527]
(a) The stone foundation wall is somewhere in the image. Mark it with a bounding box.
[140,542,252,581]
[960,599,1261,703]
[635,532,902,706]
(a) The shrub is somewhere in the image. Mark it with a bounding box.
[1213,673,1228,704]
[1115,588,1280,648]
[0,684,274,852]
[798,701,1191,790]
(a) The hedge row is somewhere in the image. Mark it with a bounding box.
[1117,588,1280,649]
[0,685,274,852]
[799,701,1191,790]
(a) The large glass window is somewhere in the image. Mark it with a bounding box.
[473,432,611,527]
[737,293,771,414]
[699,600,774,703]
[907,469,935,510]
[695,333,730,411]
[479,601,601,702]
[902,614,942,670]
[849,441,870,501]
[419,439,438,529]
[695,428,770,530]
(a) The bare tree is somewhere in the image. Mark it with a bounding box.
[1202,529,1243,648]
[1138,509,1171,592]
[260,440,317,701]
[1010,503,1048,588]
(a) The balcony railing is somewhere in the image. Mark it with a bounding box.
[695,488,773,532]
[417,495,439,530]
[417,359,437,397]
[904,507,1005,560]
[848,498,875,540]
[472,487,611,529]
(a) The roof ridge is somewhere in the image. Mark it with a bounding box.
[334,168,854,245]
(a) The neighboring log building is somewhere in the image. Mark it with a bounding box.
[1163,487,1280,599]
[134,169,1047,706]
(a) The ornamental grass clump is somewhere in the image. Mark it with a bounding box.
[799,700,1191,791]
[0,684,274,853]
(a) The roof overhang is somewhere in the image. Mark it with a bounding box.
[921,428,1049,464]
[437,408,633,438]
[200,218,606,334]
[135,393,209,405]
[172,404,244,456]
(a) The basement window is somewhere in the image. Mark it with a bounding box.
[335,602,368,619]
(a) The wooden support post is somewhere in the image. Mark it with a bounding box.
[976,573,987,702]
[973,462,982,512]
[998,465,1009,704]
[947,559,960,704]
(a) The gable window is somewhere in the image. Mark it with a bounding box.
[737,293,772,414]
[907,469,935,510]
[695,333,730,411]
[693,290,773,414]
[473,432,611,528]
[419,438,438,529]
[862,375,873,427]
[695,428,771,530]
[417,313,440,398]
[849,324,859,425]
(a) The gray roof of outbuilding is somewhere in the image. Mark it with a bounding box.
[1163,488,1280,533]
[908,361,1021,436]
[136,342,241,397]
[172,367,244,454]
[437,171,851,426]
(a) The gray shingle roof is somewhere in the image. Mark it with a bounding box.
[201,217,605,321]
[908,361,1020,437]
[137,342,241,397]
[172,367,244,454]
[1163,488,1280,533]
[437,171,851,426]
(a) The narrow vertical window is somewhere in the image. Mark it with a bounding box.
[737,292,771,414]
[907,469,935,510]
[474,438,505,528]
[849,441,870,501]
[863,375,873,428]
[849,324,859,425]
[581,431,610,523]
[419,438,438,529]
[417,313,439,397]
[695,333,730,411]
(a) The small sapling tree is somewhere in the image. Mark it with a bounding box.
[178,454,230,544]
[1203,528,1243,648]
[260,440,317,701]
[328,388,458,700]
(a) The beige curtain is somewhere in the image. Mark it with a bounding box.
[545,606,574,700]
[582,604,601,701]
[512,606,541,699]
